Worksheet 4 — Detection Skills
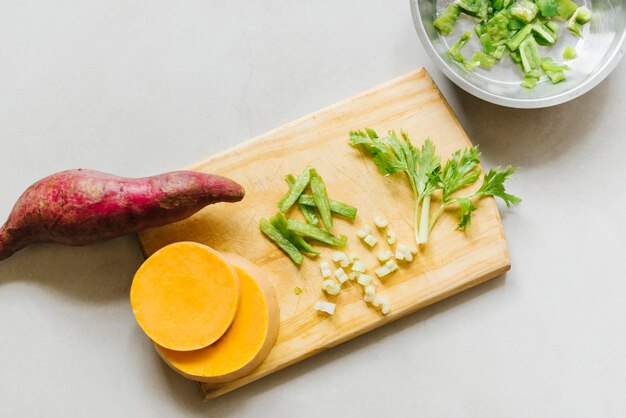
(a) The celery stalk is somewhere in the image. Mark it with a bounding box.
[448,32,472,63]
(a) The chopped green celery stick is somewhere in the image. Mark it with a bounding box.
[491,44,507,59]
[536,0,558,17]
[508,18,525,31]
[511,0,539,24]
[271,212,319,255]
[575,6,591,24]
[434,4,461,35]
[298,195,357,220]
[260,218,303,265]
[532,22,558,45]
[285,174,318,225]
[485,13,511,44]
[519,36,541,73]
[294,287,303,295]
[464,60,480,71]
[567,20,583,37]
[546,21,560,33]
[492,0,505,11]
[507,24,533,50]
[546,70,566,83]
[479,33,495,53]
[278,166,311,212]
[557,0,578,20]
[286,219,347,247]
[309,169,333,231]
[510,49,522,63]
[563,46,577,60]
[472,51,497,68]
[455,0,489,19]
[475,22,486,37]
[540,58,570,72]
[448,32,472,63]
[521,75,539,89]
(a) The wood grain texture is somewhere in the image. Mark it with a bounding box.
[137,69,511,400]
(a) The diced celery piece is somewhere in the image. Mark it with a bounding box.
[480,33,495,53]
[519,35,541,73]
[575,6,592,24]
[492,0,506,11]
[546,70,566,83]
[521,75,539,89]
[508,19,524,31]
[475,22,486,37]
[463,60,481,71]
[434,4,461,35]
[485,13,511,44]
[511,0,539,24]
[532,22,558,45]
[510,49,522,63]
[557,0,578,21]
[567,20,583,37]
[491,45,507,60]
[455,0,489,19]
[536,0,558,17]
[507,24,533,50]
[472,50,497,68]
[563,46,577,60]
[540,58,570,72]
[546,21,560,33]
[448,32,472,63]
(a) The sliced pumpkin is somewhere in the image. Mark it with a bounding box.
[156,253,280,384]
[130,242,240,351]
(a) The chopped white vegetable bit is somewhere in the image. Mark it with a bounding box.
[339,257,351,268]
[357,274,373,286]
[385,259,399,272]
[394,249,405,261]
[381,303,391,315]
[387,230,397,245]
[409,246,418,255]
[314,301,336,315]
[320,261,332,278]
[364,285,376,297]
[372,277,383,286]
[331,251,347,263]
[322,279,341,295]
[337,273,349,285]
[375,266,391,278]
[404,250,414,263]
[356,225,371,239]
[377,250,393,262]
[363,234,378,247]
[374,216,389,229]
[372,296,383,308]
[351,260,368,273]
[395,244,409,261]
[334,267,346,278]
[349,271,361,281]
[348,253,360,264]
[363,293,375,303]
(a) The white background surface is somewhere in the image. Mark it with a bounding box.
[0,1,625,417]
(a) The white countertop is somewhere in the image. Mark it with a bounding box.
[1,1,624,417]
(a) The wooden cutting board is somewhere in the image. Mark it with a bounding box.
[138,68,510,399]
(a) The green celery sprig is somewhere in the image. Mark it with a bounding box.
[350,129,521,244]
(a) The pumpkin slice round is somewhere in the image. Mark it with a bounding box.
[156,253,280,384]
[130,242,240,351]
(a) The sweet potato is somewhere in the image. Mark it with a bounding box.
[0,169,244,260]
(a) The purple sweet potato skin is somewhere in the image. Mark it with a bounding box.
[0,169,244,260]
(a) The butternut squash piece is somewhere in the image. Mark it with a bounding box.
[130,242,240,351]
[156,253,280,384]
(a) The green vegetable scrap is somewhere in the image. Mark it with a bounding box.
[294,287,303,295]
[260,166,356,265]
[433,0,592,89]
[434,4,461,35]
[563,46,577,60]
[350,129,520,245]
